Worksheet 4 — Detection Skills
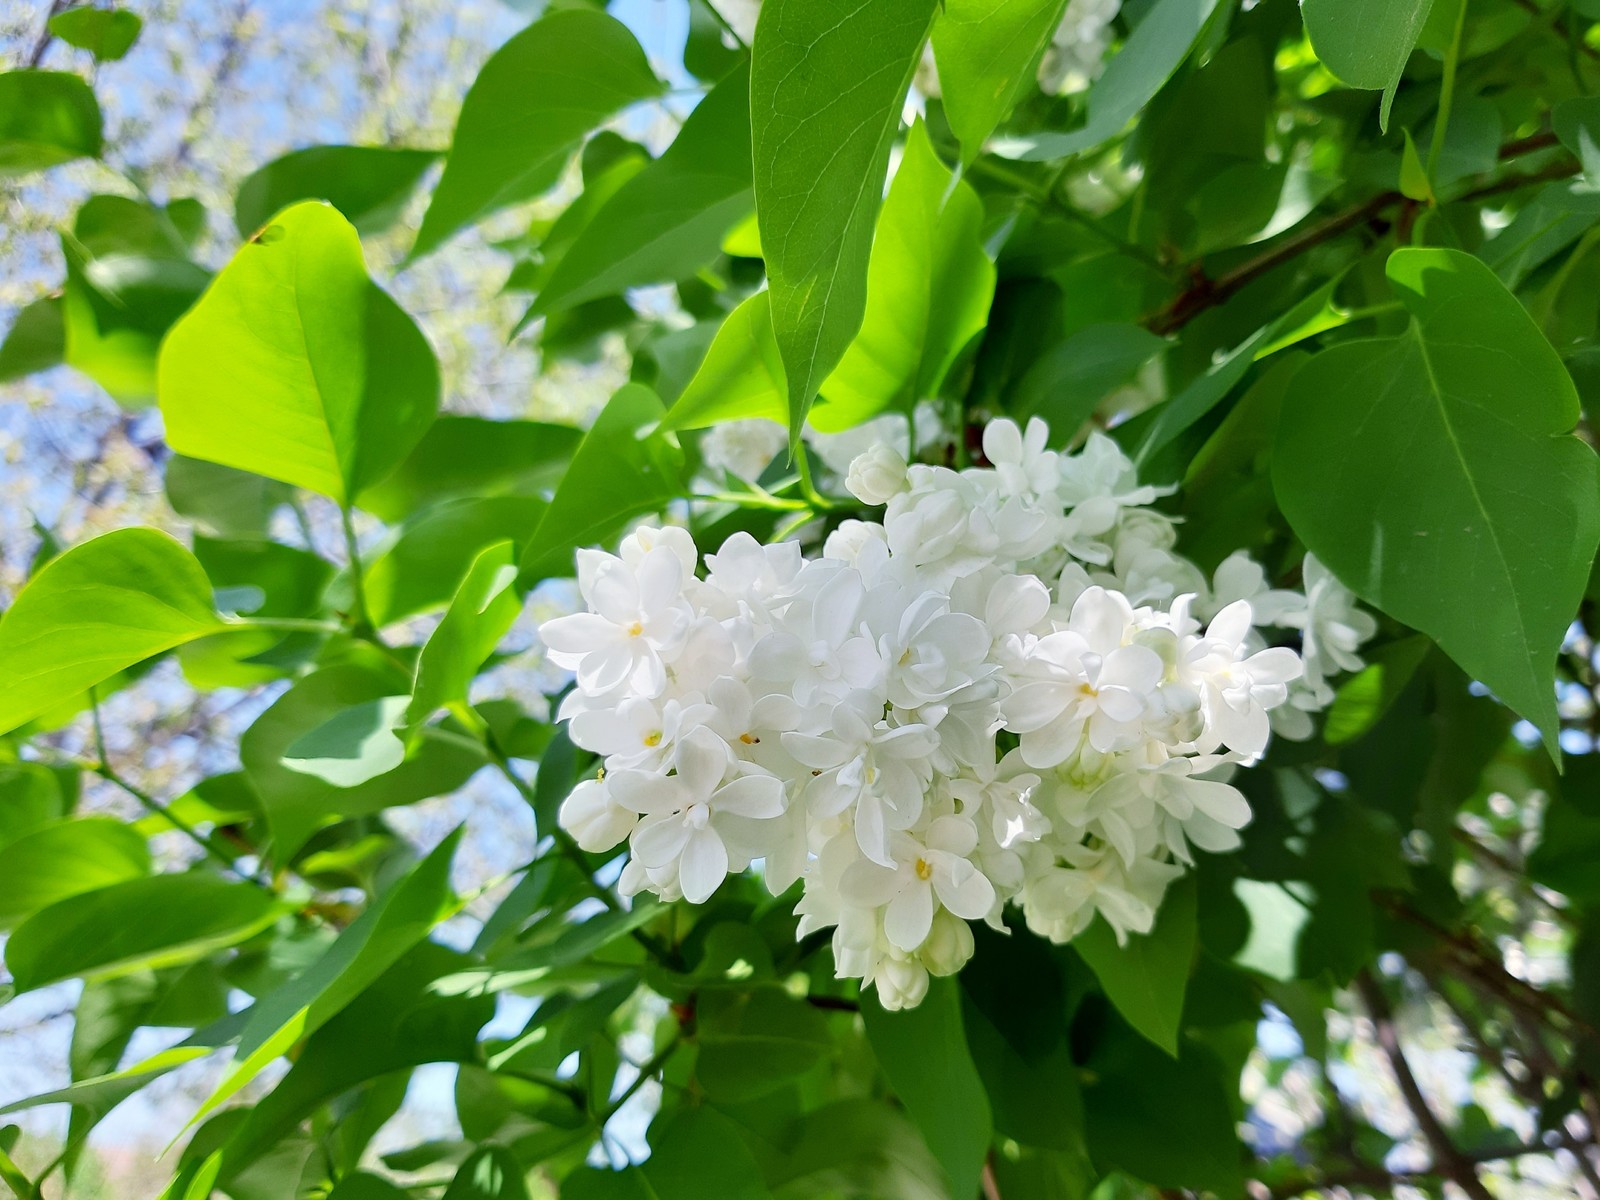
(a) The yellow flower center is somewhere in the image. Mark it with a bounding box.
[915,857,933,881]
[627,621,644,637]
[643,731,662,747]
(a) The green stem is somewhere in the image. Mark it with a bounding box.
[600,1033,682,1123]
[695,0,748,52]
[233,616,344,635]
[86,696,263,884]
[694,490,812,513]
[968,158,1169,274]
[340,505,375,635]
[1426,0,1470,191]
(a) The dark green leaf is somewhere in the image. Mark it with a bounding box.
[367,496,544,626]
[0,70,102,176]
[530,63,754,316]
[5,873,280,992]
[411,9,663,257]
[47,7,142,60]
[242,666,485,859]
[521,385,684,580]
[355,416,579,523]
[1302,0,1433,131]
[1275,248,1600,757]
[235,146,439,237]
[443,1147,530,1200]
[1072,874,1197,1056]
[0,296,65,381]
[862,978,992,1200]
[696,988,833,1100]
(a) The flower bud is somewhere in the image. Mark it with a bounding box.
[560,776,637,852]
[845,443,909,506]
[921,909,975,976]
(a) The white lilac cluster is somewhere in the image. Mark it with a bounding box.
[1039,0,1121,96]
[539,418,1373,1010]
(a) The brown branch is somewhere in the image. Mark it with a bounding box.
[1142,138,1580,336]
[1144,190,1398,335]
[804,994,860,1013]
[1265,1138,1562,1198]
[981,1154,1003,1200]
[25,0,70,67]
[1355,970,1496,1200]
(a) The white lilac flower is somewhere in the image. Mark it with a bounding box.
[539,411,1375,1007]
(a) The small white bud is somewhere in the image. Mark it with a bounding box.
[845,443,909,506]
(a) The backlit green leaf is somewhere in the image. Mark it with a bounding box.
[0,529,227,736]
[159,201,439,503]
[751,0,939,439]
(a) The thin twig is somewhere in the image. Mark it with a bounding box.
[1355,970,1495,1200]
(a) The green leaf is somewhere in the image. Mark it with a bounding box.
[159,201,440,504]
[643,1110,770,1199]
[1323,636,1432,746]
[5,873,280,992]
[283,696,410,788]
[521,384,684,580]
[165,457,292,540]
[48,7,142,60]
[242,666,485,859]
[354,416,580,523]
[1083,1022,1243,1194]
[0,296,65,381]
[1301,0,1433,132]
[0,817,150,928]
[443,1147,530,1200]
[1400,129,1433,203]
[218,944,495,1177]
[932,0,1069,162]
[660,290,788,431]
[0,70,102,177]
[1013,322,1167,432]
[411,9,663,258]
[328,1175,411,1200]
[235,146,439,237]
[529,62,754,317]
[696,988,834,1101]
[961,924,1084,1152]
[366,496,544,626]
[1072,874,1197,1056]
[0,765,69,849]
[994,0,1221,160]
[186,830,465,1132]
[1274,248,1600,758]
[750,0,940,439]
[407,541,523,732]
[770,1100,946,1200]
[567,1110,769,1200]
[0,528,227,736]
[810,121,995,432]
[862,978,993,1200]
